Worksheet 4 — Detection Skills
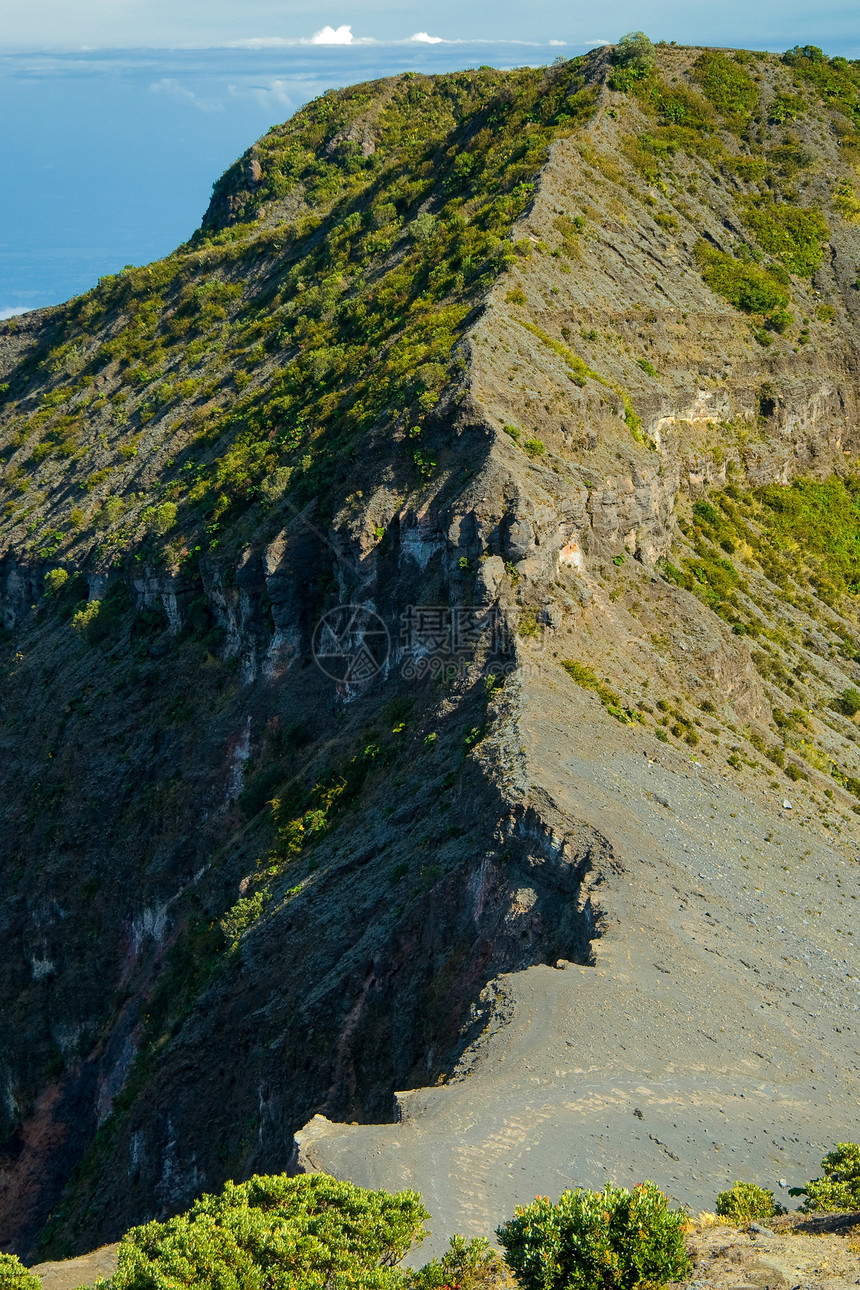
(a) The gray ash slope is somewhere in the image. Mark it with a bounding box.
[1,43,859,1260]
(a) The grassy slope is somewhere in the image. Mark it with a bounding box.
[0,63,596,572]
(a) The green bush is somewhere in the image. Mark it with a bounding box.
[609,32,655,90]
[766,309,794,334]
[562,660,621,708]
[406,1235,507,1289]
[715,1181,785,1224]
[792,1142,860,1213]
[839,687,860,717]
[72,599,102,637]
[43,567,69,596]
[0,1252,41,1289]
[150,501,177,535]
[738,200,828,277]
[694,242,789,314]
[497,1182,691,1290]
[96,1173,428,1290]
[219,889,271,949]
[613,32,655,73]
[524,437,546,458]
[691,51,759,124]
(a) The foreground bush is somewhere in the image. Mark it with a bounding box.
[96,1173,428,1290]
[0,1252,41,1289]
[497,1182,691,1290]
[793,1143,860,1213]
[715,1181,785,1224]
[406,1235,511,1289]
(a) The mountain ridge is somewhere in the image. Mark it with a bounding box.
[1,40,860,1262]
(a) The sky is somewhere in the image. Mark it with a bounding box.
[1,1,859,317]
[2,0,859,51]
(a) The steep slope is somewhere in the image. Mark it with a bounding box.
[1,43,860,1261]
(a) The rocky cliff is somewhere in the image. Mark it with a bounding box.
[1,43,859,1260]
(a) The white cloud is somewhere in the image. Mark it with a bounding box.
[228,36,295,48]
[311,24,354,44]
[410,31,445,43]
[0,306,31,320]
[548,39,567,46]
[231,78,297,111]
[149,77,224,111]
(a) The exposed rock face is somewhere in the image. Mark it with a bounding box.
[1,45,860,1262]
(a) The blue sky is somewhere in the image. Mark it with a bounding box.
[2,0,860,50]
[1,2,859,316]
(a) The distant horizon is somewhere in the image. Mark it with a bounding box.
[2,34,858,55]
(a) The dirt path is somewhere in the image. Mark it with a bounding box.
[28,1244,119,1290]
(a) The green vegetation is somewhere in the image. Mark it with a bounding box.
[561,660,645,727]
[693,243,789,315]
[716,1181,786,1224]
[838,686,860,716]
[834,179,860,223]
[0,1253,41,1289]
[671,476,860,614]
[219,889,271,950]
[784,47,860,154]
[691,50,759,125]
[755,477,860,602]
[608,32,656,91]
[0,64,598,560]
[737,199,828,277]
[406,1235,508,1289]
[497,1182,691,1290]
[524,436,546,458]
[791,1142,860,1213]
[43,567,69,596]
[94,1174,428,1290]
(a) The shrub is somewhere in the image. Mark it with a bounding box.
[715,1181,785,1224]
[259,466,293,503]
[220,889,271,949]
[834,180,860,224]
[562,660,629,712]
[608,32,655,91]
[98,495,124,527]
[793,1142,860,1212]
[524,437,546,458]
[0,1252,41,1289]
[694,242,789,314]
[409,212,437,244]
[839,687,860,716]
[497,1182,691,1290]
[614,32,655,73]
[766,310,794,334]
[784,45,826,64]
[691,51,759,124]
[738,199,828,277]
[98,1173,429,1290]
[151,501,177,535]
[72,599,102,637]
[43,567,69,596]
[406,1235,508,1289]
